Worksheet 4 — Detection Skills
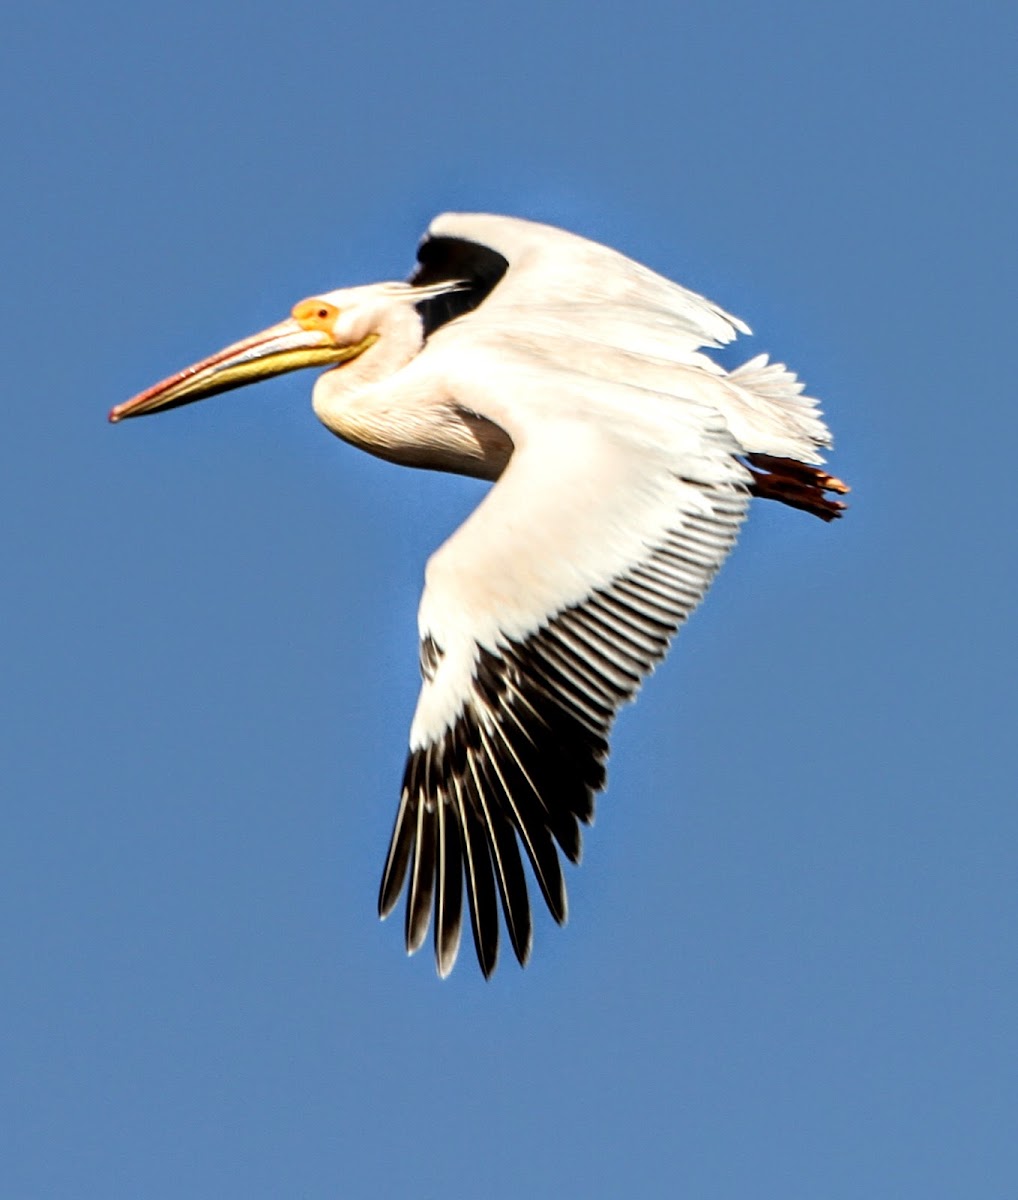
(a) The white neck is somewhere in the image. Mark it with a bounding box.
[311,300,423,426]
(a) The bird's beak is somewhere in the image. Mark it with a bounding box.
[109,317,375,423]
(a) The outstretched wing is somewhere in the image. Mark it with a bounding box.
[411,212,750,357]
[377,353,752,977]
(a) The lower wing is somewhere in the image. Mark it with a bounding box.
[377,381,751,977]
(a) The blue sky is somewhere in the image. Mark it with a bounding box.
[3,2,1016,1196]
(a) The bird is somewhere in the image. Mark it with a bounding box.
[110,212,847,978]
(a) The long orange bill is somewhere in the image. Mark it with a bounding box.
[109,318,367,423]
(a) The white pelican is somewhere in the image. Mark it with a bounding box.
[110,213,847,977]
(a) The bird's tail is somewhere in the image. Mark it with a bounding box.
[723,355,848,520]
[727,354,833,457]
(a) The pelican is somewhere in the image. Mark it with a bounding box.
[110,213,847,977]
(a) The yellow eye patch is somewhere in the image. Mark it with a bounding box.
[292,298,339,332]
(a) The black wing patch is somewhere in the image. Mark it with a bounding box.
[409,235,510,338]
[378,487,747,977]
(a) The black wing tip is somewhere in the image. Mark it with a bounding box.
[435,944,459,980]
[380,578,652,976]
[478,953,498,980]
[509,925,534,969]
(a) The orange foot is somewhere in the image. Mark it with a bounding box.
[745,453,850,522]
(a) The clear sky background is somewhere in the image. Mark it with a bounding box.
[3,2,1016,1197]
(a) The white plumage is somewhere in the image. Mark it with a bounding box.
[111,213,847,977]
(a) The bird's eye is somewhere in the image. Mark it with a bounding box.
[292,297,340,331]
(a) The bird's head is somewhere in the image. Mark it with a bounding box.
[108,281,455,423]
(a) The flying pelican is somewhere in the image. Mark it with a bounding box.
[110,213,847,977]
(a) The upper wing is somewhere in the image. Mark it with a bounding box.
[377,352,752,976]
[414,212,751,357]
